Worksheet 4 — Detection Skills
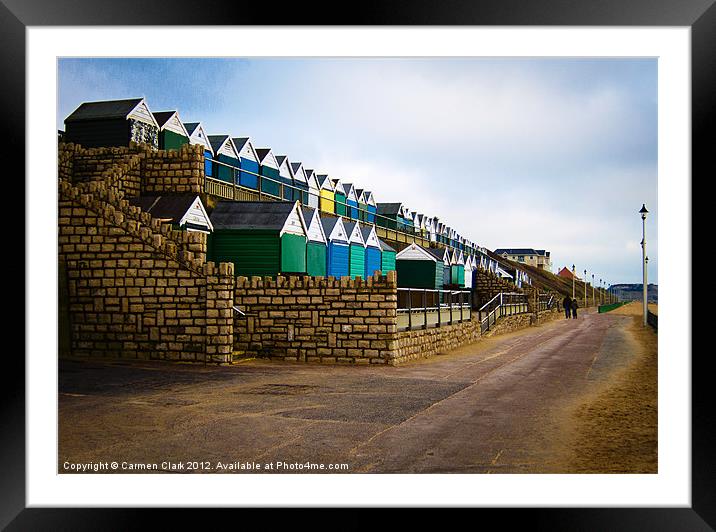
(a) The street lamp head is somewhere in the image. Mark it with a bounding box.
[646,256,649,264]
[639,203,649,220]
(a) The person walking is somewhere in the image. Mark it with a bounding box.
[571,298,579,319]
[563,295,572,319]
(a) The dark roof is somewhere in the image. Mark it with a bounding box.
[290,162,303,174]
[316,174,331,186]
[152,111,177,129]
[379,239,396,253]
[208,135,231,154]
[320,216,348,242]
[232,137,251,152]
[183,122,200,136]
[275,155,288,167]
[65,98,144,123]
[255,148,272,163]
[209,201,296,231]
[343,221,361,240]
[376,203,403,216]
[427,247,450,261]
[301,206,318,225]
[128,195,199,222]
[360,225,379,248]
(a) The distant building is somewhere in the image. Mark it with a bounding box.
[611,284,658,303]
[557,266,580,280]
[494,248,552,271]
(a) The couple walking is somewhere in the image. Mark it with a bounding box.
[563,295,579,319]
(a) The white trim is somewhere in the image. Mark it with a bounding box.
[178,196,214,233]
[395,243,437,262]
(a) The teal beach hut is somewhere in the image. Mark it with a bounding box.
[301,207,328,277]
[208,135,239,184]
[255,148,281,198]
[231,137,260,190]
[344,221,366,279]
[361,224,383,279]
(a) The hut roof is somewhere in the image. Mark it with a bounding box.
[65,98,147,123]
[376,203,403,216]
[378,239,396,253]
[209,201,304,232]
[128,194,212,231]
[320,216,349,243]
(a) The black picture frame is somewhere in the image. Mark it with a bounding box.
[4,0,706,527]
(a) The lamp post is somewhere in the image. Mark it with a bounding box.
[584,269,588,308]
[592,273,595,307]
[640,204,649,326]
[572,264,576,299]
[599,278,603,305]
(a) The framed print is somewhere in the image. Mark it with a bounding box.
[5,0,709,527]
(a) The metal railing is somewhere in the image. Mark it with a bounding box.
[479,292,530,333]
[537,294,555,312]
[397,288,472,331]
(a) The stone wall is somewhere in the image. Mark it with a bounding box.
[58,149,234,363]
[58,141,205,198]
[482,313,533,338]
[394,312,482,364]
[233,272,398,364]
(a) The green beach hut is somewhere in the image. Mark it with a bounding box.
[450,249,466,287]
[208,201,308,277]
[152,110,189,150]
[395,243,442,290]
[332,179,348,217]
[301,206,328,277]
[343,221,366,279]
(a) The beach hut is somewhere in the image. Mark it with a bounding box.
[376,203,403,231]
[344,221,366,279]
[429,247,452,287]
[255,148,281,198]
[356,189,368,222]
[304,169,321,209]
[184,122,214,177]
[290,162,310,204]
[128,194,213,234]
[301,207,328,277]
[363,191,377,224]
[360,224,383,279]
[64,97,159,149]
[464,255,475,289]
[208,201,307,277]
[379,239,397,273]
[152,111,189,151]
[401,206,415,233]
[320,216,350,279]
[208,135,239,184]
[275,155,296,201]
[395,243,443,289]
[342,183,360,221]
[450,249,466,287]
[317,174,336,214]
[332,179,347,217]
[232,137,261,191]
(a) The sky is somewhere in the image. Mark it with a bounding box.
[57,57,658,285]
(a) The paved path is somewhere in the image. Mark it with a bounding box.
[59,309,639,473]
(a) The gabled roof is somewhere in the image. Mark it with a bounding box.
[396,243,437,262]
[255,148,279,167]
[152,111,176,129]
[301,206,327,243]
[290,162,309,184]
[304,169,320,189]
[183,122,213,154]
[343,221,366,246]
[331,179,346,195]
[65,98,153,124]
[208,135,237,158]
[209,201,305,233]
[152,111,189,137]
[317,174,335,191]
[320,215,349,243]
[376,203,403,216]
[428,247,451,264]
[360,225,381,249]
[231,137,259,161]
[128,194,213,232]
